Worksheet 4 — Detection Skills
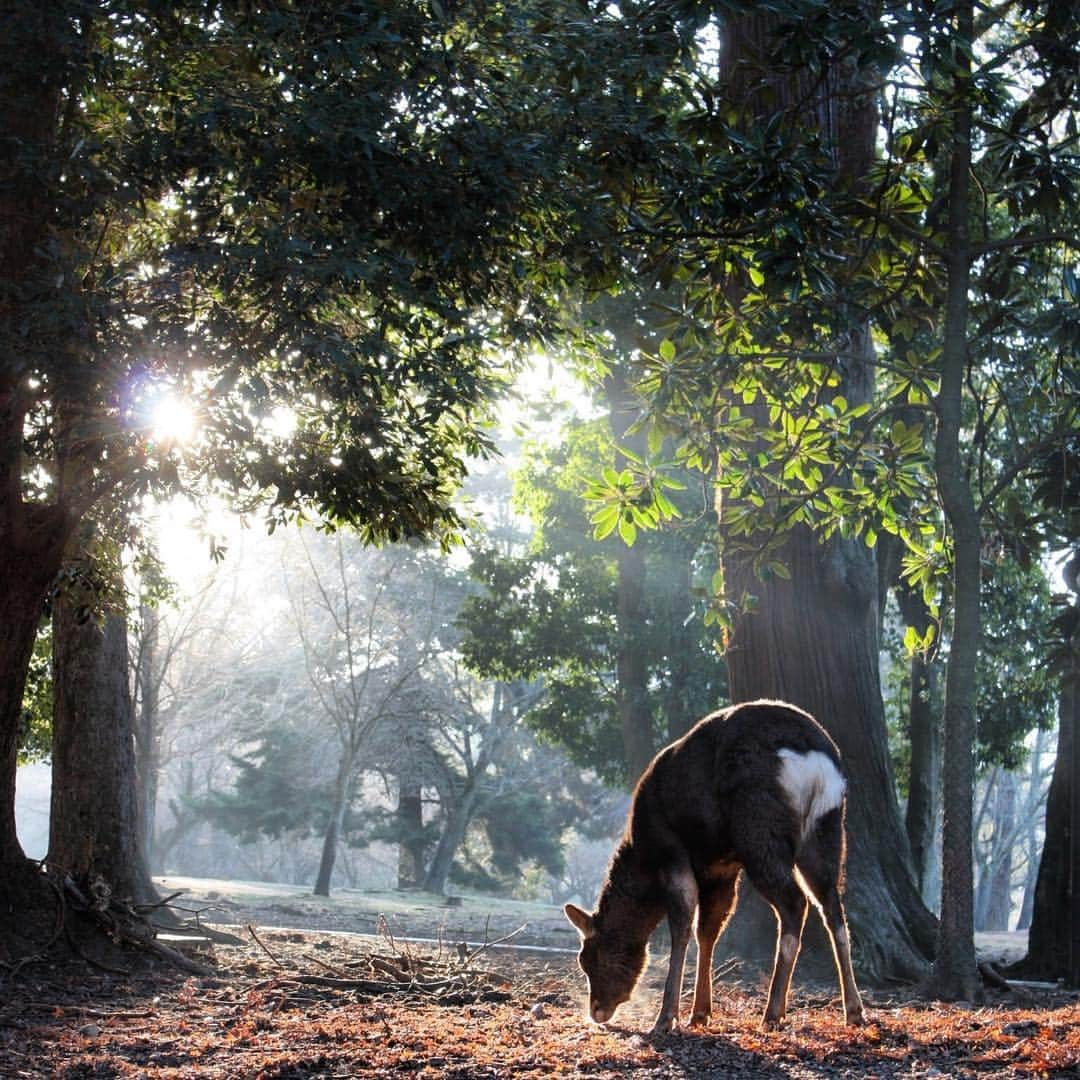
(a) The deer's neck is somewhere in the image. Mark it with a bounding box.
[598,842,665,941]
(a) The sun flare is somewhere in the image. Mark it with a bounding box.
[151,394,197,444]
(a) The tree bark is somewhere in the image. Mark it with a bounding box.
[134,603,163,872]
[1015,725,1049,932]
[927,0,981,1002]
[49,566,156,906]
[715,7,936,981]
[0,5,77,892]
[396,777,425,889]
[313,754,353,897]
[423,772,481,896]
[1013,559,1079,984]
[977,770,1016,932]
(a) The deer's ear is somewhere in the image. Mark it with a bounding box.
[564,903,595,938]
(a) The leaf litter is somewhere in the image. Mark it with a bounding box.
[0,923,1077,1078]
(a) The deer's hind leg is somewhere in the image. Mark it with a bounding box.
[738,826,808,1030]
[795,807,865,1026]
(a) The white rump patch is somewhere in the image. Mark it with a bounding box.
[776,749,846,843]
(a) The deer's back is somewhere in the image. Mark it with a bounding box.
[628,700,842,867]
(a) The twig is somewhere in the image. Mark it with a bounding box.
[246,924,286,970]
[304,952,350,978]
[463,923,529,966]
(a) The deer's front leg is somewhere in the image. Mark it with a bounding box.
[652,866,698,1034]
[690,873,738,1028]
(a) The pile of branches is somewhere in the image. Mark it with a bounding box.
[243,921,524,1009]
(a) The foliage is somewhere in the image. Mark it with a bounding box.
[18,626,53,764]
[976,553,1057,769]
[576,1,1078,610]
[460,407,727,786]
[3,0,698,549]
[193,722,331,844]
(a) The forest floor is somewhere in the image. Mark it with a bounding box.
[0,875,1076,1079]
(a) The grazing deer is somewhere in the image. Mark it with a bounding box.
[564,699,865,1033]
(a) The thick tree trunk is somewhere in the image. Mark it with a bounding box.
[715,7,935,981]
[1013,581,1079,984]
[0,6,74,894]
[722,526,936,980]
[0,549,61,878]
[49,574,157,906]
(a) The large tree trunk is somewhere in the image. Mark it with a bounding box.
[723,526,936,980]
[1013,559,1079,984]
[49,566,157,906]
[715,8,935,982]
[0,5,75,899]
[0,544,63,877]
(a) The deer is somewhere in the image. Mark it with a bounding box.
[564,699,866,1034]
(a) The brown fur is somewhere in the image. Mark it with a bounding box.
[565,699,865,1033]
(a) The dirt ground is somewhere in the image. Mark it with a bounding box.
[0,878,1077,1078]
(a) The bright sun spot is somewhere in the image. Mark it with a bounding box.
[151,394,197,444]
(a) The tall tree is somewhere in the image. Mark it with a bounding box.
[49,550,152,905]
[707,3,934,980]
[0,0,688,933]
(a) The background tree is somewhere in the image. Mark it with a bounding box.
[461,397,726,788]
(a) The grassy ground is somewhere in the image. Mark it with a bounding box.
[155,874,580,952]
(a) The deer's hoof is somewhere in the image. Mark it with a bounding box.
[689,1011,710,1029]
[761,1015,784,1032]
[650,1015,677,1036]
[846,1008,867,1027]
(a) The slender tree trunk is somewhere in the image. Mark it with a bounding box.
[423,683,516,894]
[896,584,942,904]
[981,771,1017,932]
[715,7,935,981]
[134,603,162,872]
[1015,725,1049,932]
[423,773,481,896]
[396,775,424,889]
[49,564,156,906]
[928,0,981,1002]
[313,755,352,897]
